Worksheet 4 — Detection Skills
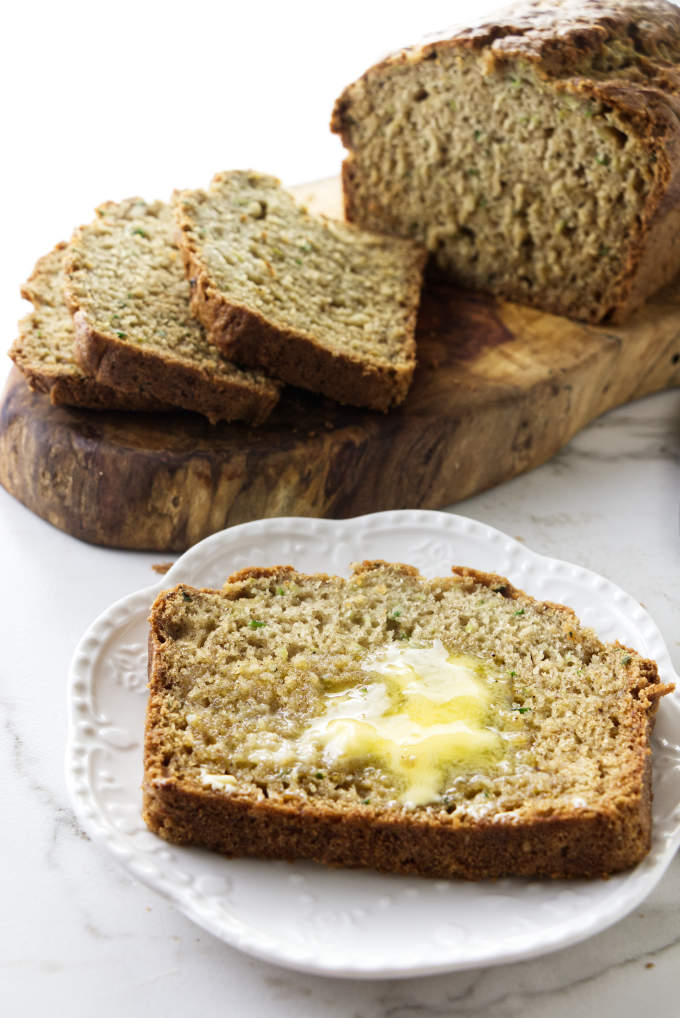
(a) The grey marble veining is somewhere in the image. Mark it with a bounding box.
[2,389,680,1017]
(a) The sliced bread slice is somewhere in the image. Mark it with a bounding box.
[9,244,169,412]
[143,560,672,880]
[64,198,281,425]
[173,171,427,411]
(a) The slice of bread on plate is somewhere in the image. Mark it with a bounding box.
[10,244,170,412]
[64,198,281,425]
[143,560,672,879]
[173,171,427,411]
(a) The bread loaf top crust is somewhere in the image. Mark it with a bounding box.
[332,0,680,323]
[334,2,680,98]
[392,0,680,206]
[419,1,680,70]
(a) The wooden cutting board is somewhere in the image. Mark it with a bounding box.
[2,178,680,551]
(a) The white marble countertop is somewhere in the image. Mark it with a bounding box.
[2,385,679,1015]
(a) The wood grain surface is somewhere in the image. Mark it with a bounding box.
[1,178,680,551]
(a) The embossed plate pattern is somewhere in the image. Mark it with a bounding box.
[65,510,680,978]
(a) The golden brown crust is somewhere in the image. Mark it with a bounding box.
[71,312,279,426]
[143,775,653,879]
[225,564,300,585]
[6,354,171,413]
[332,0,680,324]
[143,561,674,880]
[63,198,282,426]
[223,560,421,590]
[174,176,427,412]
[182,262,419,412]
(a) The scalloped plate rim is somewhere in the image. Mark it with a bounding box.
[65,509,680,978]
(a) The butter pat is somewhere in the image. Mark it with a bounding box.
[306,641,503,805]
[244,640,509,807]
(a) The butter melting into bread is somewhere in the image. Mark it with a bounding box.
[143,561,671,879]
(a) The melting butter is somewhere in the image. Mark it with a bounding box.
[200,771,239,792]
[309,642,503,806]
[246,640,508,807]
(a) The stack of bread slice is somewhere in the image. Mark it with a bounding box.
[10,2,680,418]
[9,173,427,424]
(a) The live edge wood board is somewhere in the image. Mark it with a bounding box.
[1,178,680,552]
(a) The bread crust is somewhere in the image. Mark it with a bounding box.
[63,199,281,426]
[10,243,171,413]
[332,0,680,324]
[174,175,427,412]
[7,354,171,413]
[143,561,673,880]
[71,311,279,426]
[181,268,418,413]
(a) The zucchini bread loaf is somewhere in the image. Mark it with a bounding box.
[9,244,169,412]
[64,198,281,425]
[143,560,672,879]
[331,0,680,323]
[173,171,427,411]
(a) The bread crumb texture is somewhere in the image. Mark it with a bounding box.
[144,561,672,878]
[64,197,280,423]
[9,244,168,411]
[332,0,680,323]
[15,245,80,372]
[174,171,426,409]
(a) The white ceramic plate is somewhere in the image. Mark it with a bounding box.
[65,510,680,979]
